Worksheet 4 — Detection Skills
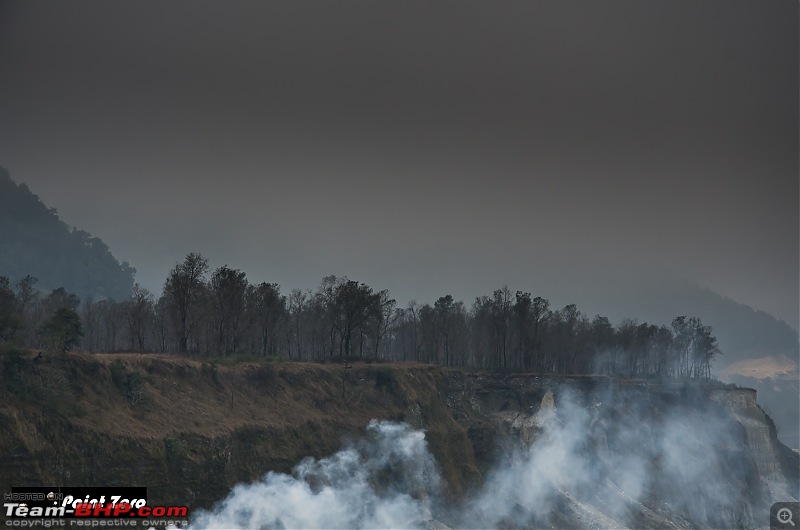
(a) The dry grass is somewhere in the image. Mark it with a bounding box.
[59,353,411,437]
[0,350,481,502]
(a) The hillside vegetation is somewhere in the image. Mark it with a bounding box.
[0,167,135,301]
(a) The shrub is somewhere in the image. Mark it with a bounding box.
[110,359,148,405]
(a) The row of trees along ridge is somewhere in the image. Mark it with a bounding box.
[0,252,720,378]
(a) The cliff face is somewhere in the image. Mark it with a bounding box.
[0,353,482,507]
[443,373,799,528]
[0,352,797,528]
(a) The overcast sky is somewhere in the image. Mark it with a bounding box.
[0,1,797,328]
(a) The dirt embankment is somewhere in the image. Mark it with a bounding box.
[0,352,481,510]
[0,350,796,520]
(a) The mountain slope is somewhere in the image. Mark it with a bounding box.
[0,167,135,300]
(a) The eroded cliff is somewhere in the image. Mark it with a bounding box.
[0,351,797,528]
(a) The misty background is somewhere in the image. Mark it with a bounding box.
[0,1,797,332]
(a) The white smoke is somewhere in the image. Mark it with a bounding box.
[188,420,440,529]
[185,386,782,530]
[461,389,749,528]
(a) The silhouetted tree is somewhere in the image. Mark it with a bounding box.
[287,289,308,360]
[163,252,209,353]
[529,296,550,371]
[371,289,396,359]
[432,295,456,366]
[123,283,154,351]
[687,317,719,378]
[342,279,380,357]
[250,282,286,357]
[489,287,513,369]
[392,301,423,362]
[209,266,248,355]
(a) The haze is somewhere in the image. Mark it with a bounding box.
[0,0,797,329]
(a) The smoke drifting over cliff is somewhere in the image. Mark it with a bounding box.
[189,421,440,529]
[463,389,749,528]
[187,385,795,529]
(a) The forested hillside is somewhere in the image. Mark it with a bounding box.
[0,167,135,301]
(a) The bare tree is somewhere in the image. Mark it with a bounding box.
[163,252,208,353]
[287,289,308,359]
[250,282,286,357]
[372,289,396,359]
[123,283,154,351]
[209,266,248,355]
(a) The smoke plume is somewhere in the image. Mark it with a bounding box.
[189,420,440,529]
[185,386,791,529]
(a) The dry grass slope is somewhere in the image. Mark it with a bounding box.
[0,350,481,510]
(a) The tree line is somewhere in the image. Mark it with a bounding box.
[0,252,721,378]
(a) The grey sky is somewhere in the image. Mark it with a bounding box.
[0,0,797,328]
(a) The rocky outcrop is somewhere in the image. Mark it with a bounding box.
[442,372,798,528]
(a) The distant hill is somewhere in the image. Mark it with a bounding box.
[586,276,799,368]
[672,285,798,366]
[0,167,135,300]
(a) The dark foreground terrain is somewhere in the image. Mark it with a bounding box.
[1,351,797,528]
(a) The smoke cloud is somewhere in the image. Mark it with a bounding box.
[188,420,440,529]
[185,386,792,529]
[462,388,752,528]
